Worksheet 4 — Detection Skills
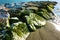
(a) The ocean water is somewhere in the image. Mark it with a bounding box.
[0,0,48,5]
[0,0,59,5]
[0,0,57,4]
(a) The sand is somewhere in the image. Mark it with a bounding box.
[26,21,60,40]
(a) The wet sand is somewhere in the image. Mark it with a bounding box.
[26,21,60,40]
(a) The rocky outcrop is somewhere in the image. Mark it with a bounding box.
[0,1,57,40]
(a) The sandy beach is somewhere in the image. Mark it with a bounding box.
[26,21,60,40]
